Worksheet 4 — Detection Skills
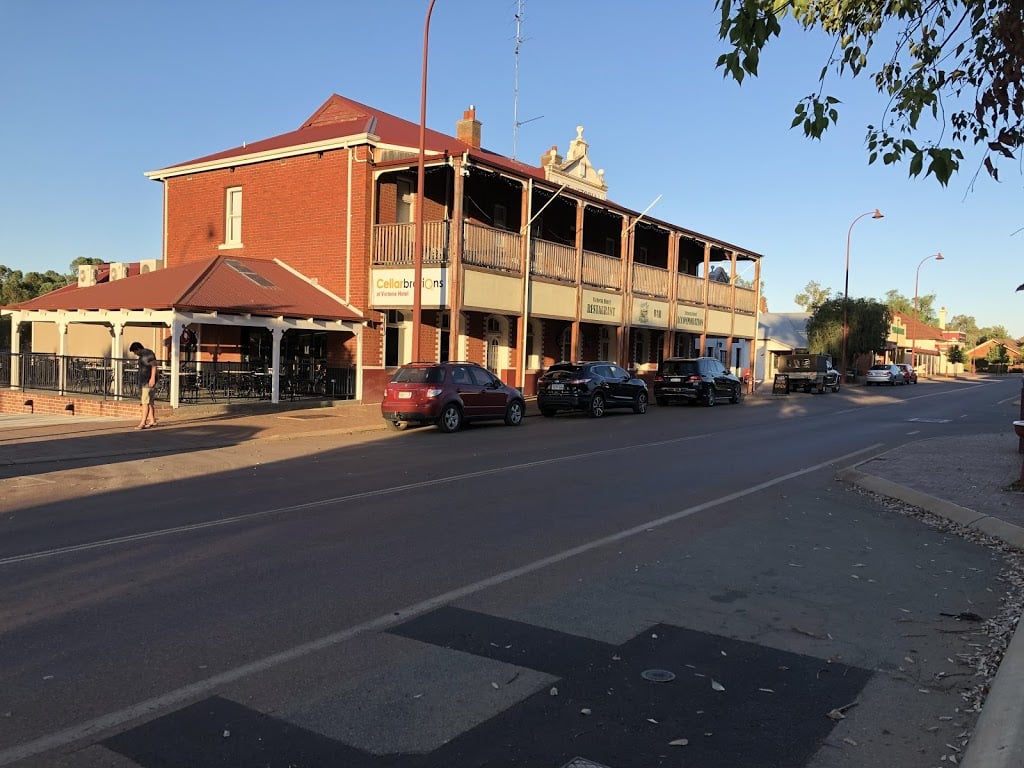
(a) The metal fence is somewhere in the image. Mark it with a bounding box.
[0,353,357,403]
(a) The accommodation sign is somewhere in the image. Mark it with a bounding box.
[675,307,704,331]
[371,268,449,308]
[581,291,621,324]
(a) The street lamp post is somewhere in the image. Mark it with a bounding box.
[411,0,437,362]
[911,252,943,371]
[841,209,884,384]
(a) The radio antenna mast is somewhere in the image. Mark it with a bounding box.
[512,0,541,160]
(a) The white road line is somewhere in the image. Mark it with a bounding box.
[0,442,882,766]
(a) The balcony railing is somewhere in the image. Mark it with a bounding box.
[734,285,756,313]
[582,251,622,290]
[370,221,756,314]
[531,239,576,282]
[463,222,522,273]
[676,273,704,304]
[631,263,669,298]
[373,221,450,265]
[707,280,732,308]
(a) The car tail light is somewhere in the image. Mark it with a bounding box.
[653,374,664,382]
[566,377,592,385]
[426,387,443,398]
[688,375,702,382]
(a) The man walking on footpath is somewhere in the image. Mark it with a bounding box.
[129,341,159,430]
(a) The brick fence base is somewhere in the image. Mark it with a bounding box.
[0,390,154,419]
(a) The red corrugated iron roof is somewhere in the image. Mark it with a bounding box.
[5,256,363,322]
[153,94,557,184]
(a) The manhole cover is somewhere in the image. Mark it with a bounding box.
[641,668,676,682]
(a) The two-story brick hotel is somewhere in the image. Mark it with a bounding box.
[2,93,762,409]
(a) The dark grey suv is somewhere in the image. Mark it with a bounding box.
[653,357,743,407]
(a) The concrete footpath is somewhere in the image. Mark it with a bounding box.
[2,396,1023,767]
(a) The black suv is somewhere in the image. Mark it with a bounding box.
[653,357,743,407]
[536,361,648,418]
[381,362,525,433]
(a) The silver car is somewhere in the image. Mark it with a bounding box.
[865,363,905,386]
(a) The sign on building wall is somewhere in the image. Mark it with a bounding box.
[370,268,449,308]
[675,306,704,331]
[530,281,576,320]
[631,298,669,328]
[464,270,521,313]
[581,290,622,325]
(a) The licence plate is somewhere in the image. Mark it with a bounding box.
[398,391,412,399]
[549,383,564,391]
[669,377,681,383]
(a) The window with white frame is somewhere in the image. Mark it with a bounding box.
[224,187,242,248]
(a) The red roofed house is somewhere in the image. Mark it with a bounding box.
[2,94,763,412]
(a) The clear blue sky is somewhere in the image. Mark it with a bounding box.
[1,0,1020,337]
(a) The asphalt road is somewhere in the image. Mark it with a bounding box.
[1,378,1019,767]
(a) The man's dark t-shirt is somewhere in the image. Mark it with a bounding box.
[137,348,157,386]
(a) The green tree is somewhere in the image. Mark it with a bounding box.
[946,344,965,366]
[715,0,1024,185]
[986,342,1009,365]
[794,280,832,311]
[978,324,1010,343]
[806,296,891,362]
[884,289,938,325]
[949,314,979,336]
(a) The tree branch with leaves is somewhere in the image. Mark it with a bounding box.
[715,0,1024,185]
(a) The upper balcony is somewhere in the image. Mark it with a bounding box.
[372,220,757,315]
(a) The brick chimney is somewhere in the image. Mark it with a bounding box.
[456,106,481,149]
[540,145,562,168]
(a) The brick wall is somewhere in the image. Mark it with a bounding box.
[0,391,150,419]
[164,146,373,305]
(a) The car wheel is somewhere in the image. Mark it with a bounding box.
[832,384,840,392]
[589,392,606,418]
[437,403,463,433]
[730,385,742,404]
[540,408,556,417]
[655,396,668,407]
[633,391,648,414]
[504,399,524,426]
[704,387,716,407]
[385,419,409,431]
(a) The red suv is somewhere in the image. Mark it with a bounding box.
[381,362,525,433]
[897,363,918,384]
